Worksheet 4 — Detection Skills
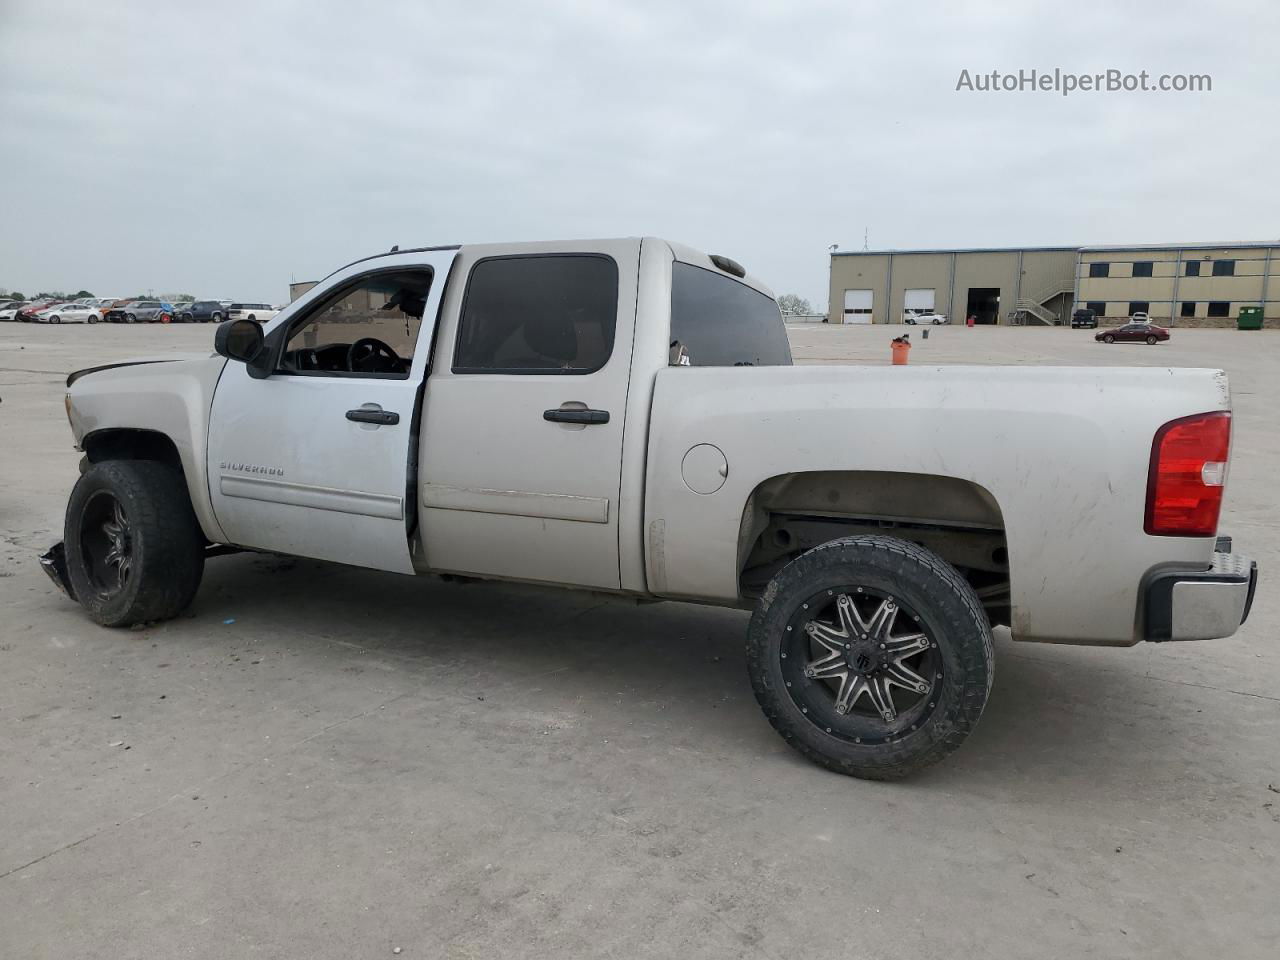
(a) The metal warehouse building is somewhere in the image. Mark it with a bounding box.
[828,242,1279,328]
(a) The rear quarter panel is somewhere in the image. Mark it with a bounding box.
[644,364,1230,645]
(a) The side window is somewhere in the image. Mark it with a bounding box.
[670,262,792,367]
[453,255,618,374]
[279,268,433,378]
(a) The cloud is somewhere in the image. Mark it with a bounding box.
[1,0,1275,304]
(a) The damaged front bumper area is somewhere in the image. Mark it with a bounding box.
[39,541,77,602]
[1144,538,1257,642]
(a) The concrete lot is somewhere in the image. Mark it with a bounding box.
[1,321,1276,958]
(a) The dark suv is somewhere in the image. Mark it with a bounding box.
[1071,308,1098,329]
[177,301,228,323]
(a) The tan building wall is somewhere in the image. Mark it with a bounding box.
[828,243,1279,327]
[289,280,319,302]
[1076,245,1278,325]
[829,248,1076,325]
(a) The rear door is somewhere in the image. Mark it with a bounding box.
[418,241,638,590]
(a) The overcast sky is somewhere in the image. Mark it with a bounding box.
[1,0,1276,306]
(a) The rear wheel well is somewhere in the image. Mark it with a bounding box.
[738,471,1011,627]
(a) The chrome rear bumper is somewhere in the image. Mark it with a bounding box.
[1145,540,1257,642]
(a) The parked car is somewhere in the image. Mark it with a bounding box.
[176,300,229,323]
[1130,312,1151,324]
[1097,322,1170,344]
[32,303,100,324]
[90,300,129,323]
[43,238,1256,781]
[1071,308,1098,328]
[104,300,169,323]
[0,301,29,321]
[904,312,949,325]
[17,300,63,321]
[227,302,279,323]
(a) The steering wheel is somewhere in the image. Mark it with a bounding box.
[347,337,403,373]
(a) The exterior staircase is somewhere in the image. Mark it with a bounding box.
[1010,282,1073,326]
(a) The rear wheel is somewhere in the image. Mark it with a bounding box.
[747,536,993,780]
[64,461,205,627]
[125,313,136,323]
[1103,334,1115,343]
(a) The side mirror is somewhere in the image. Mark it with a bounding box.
[214,319,265,364]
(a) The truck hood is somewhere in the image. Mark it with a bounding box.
[66,352,219,387]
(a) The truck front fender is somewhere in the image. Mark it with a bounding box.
[67,354,228,544]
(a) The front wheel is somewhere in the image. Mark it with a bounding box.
[125,313,136,323]
[64,460,205,627]
[1146,335,1158,345]
[1103,334,1115,343]
[747,536,993,780]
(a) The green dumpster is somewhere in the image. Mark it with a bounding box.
[1238,306,1264,330]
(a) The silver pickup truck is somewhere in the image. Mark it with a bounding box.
[42,238,1257,779]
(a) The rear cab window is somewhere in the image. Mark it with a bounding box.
[452,255,618,374]
[669,261,792,367]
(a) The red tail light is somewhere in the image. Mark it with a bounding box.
[1145,412,1231,536]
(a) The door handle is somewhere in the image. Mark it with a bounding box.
[543,407,610,425]
[346,407,400,425]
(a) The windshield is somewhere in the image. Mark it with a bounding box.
[669,262,792,367]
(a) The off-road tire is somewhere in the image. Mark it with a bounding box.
[747,536,993,780]
[64,460,205,627]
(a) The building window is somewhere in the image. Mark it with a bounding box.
[1086,301,1106,317]
[1207,301,1230,317]
[1131,261,1153,277]
[1088,262,1109,278]
[1180,301,1196,317]
[1185,260,1201,276]
[1128,302,1150,316]
[1211,260,1235,277]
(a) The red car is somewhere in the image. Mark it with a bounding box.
[17,300,65,321]
[1096,321,1170,344]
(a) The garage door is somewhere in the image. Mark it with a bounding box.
[842,289,873,324]
[904,288,935,319]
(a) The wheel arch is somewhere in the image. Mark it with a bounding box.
[737,470,1011,628]
[79,424,224,545]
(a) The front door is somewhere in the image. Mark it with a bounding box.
[207,251,457,573]
[418,242,638,590]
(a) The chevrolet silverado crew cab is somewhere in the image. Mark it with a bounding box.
[42,238,1258,779]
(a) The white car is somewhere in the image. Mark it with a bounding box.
[904,311,949,325]
[1130,312,1152,324]
[45,237,1257,781]
[0,301,27,321]
[227,302,279,323]
[32,303,101,324]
